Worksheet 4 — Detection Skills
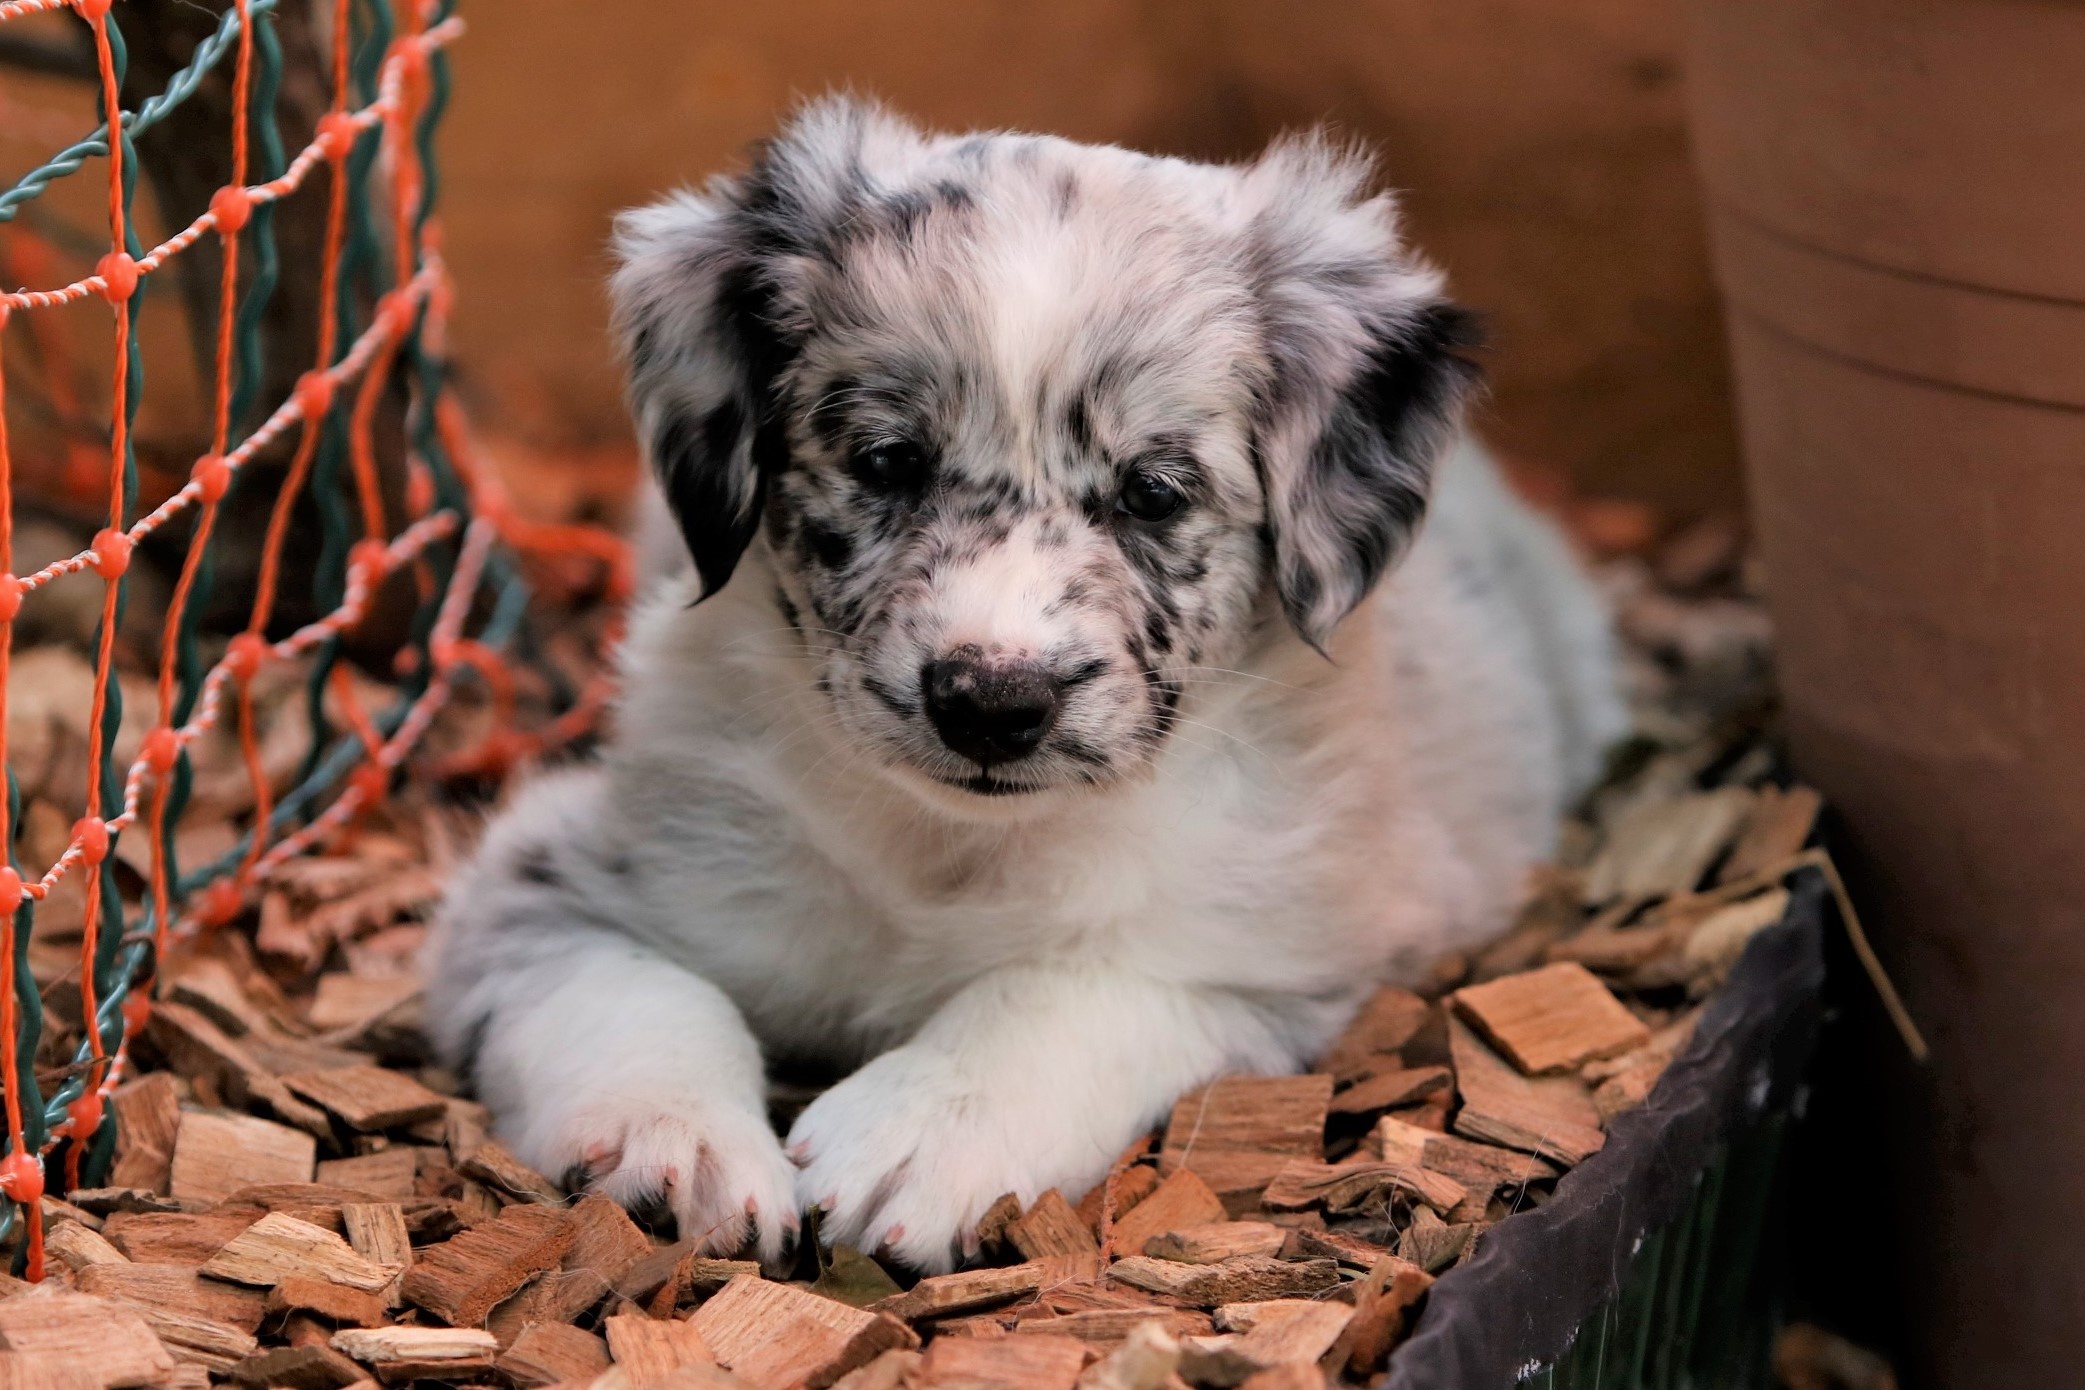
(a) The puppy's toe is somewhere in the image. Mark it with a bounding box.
[786,1050,1018,1273]
[545,1100,798,1262]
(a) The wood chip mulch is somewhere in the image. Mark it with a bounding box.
[0,515,1812,1390]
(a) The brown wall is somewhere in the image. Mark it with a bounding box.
[441,0,1738,519]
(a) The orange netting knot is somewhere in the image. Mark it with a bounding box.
[64,1092,102,1146]
[89,528,132,579]
[0,1152,43,1208]
[349,762,390,805]
[69,0,111,21]
[94,252,138,305]
[315,111,360,164]
[391,646,421,679]
[294,369,336,422]
[225,631,268,683]
[387,35,429,86]
[121,993,152,1040]
[0,867,21,911]
[141,727,181,778]
[195,879,244,929]
[374,289,417,343]
[0,576,22,625]
[192,453,232,506]
[70,818,108,868]
[347,538,390,596]
[209,185,254,236]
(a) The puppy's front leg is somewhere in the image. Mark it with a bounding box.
[428,778,796,1258]
[789,963,1321,1272]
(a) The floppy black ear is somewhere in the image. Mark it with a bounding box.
[611,189,782,601]
[1244,137,1483,649]
[610,96,911,599]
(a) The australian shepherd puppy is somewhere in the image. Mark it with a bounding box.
[428,96,1625,1272]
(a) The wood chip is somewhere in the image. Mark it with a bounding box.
[1586,787,1756,902]
[1159,1077,1332,1210]
[1396,1208,1479,1273]
[169,1111,316,1207]
[341,1203,412,1310]
[1073,1321,1180,1390]
[1325,1066,1451,1118]
[913,1333,1089,1390]
[330,1325,496,1378]
[44,1222,127,1273]
[1107,1256,1339,1309]
[1326,1257,1432,1380]
[1005,1190,1099,1260]
[107,1073,181,1194]
[200,1213,400,1292]
[1275,1227,1390,1269]
[1372,1115,1557,1196]
[265,1277,386,1328]
[1451,963,1651,1075]
[100,1208,262,1266]
[1447,1017,1605,1167]
[314,1149,419,1199]
[1182,1300,1353,1385]
[281,1066,448,1131]
[488,1268,611,1347]
[603,1311,717,1379]
[224,1343,368,1390]
[562,1193,652,1285]
[1076,1163,1160,1240]
[1260,1159,1465,1215]
[497,1322,610,1386]
[687,1274,919,1390]
[400,1204,575,1327]
[1678,888,1793,988]
[1718,784,1822,884]
[454,1140,562,1205]
[1142,1222,1285,1264]
[1107,1169,1226,1260]
[75,1263,266,1333]
[0,1352,99,1390]
[871,1262,1049,1322]
[1314,989,1430,1085]
[116,1304,258,1375]
[828,1349,923,1390]
[306,975,422,1036]
[0,1292,177,1388]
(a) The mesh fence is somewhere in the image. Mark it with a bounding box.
[0,0,624,1277]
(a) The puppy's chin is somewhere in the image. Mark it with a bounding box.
[872,757,1100,823]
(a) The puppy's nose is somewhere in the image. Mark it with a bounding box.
[922,654,1062,766]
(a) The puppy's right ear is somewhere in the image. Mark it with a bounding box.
[610,187,790,601]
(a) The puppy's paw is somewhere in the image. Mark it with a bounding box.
[534,1096,798,1262]
[788,1045,1079,1273]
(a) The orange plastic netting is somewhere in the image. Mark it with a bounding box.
[0,0,623,1276]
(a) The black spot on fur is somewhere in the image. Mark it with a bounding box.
[1053,170,1079,219]
[801,519,854,570]
[516,849,562,887]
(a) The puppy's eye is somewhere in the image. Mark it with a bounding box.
[851,441,931,491]
[1116,468,1185,523]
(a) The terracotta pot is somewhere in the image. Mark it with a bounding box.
[1681,2,2085,1385]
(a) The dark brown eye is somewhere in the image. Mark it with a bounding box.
[1116,468,1185,522]
[850,441,931,492]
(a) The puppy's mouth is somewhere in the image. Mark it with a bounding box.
[927,771,1046,797]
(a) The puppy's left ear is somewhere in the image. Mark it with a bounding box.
[1244,137,1483,650]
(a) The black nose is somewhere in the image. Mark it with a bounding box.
[922,654,1063,766]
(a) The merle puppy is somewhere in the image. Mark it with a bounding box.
[428,96,1624,1271]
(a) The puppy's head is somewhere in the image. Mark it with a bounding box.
[613,96,1477,806]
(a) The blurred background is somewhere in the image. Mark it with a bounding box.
[436,0,1738,531]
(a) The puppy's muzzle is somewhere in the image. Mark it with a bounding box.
[923,650,1062,767]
